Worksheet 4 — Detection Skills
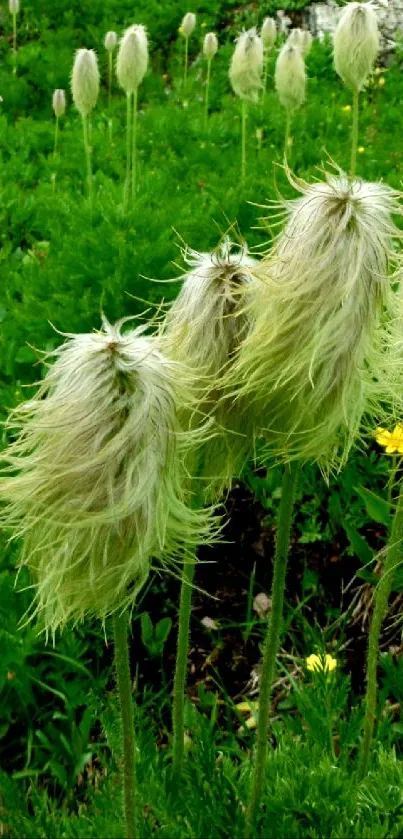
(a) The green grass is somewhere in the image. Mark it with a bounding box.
[1,2,403,836]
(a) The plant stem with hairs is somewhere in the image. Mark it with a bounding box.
[241,100,247,179]
[82,115,93,205]
[350,88,359,177]
[131,88,138,198]
[184,38,189,89]
[245,461,300,835]
[123,92,132,213]
[358,489,403,779]
[172,553,196,776]
[53,116,59,157]
[12,12,17,75]
[113,610,137,839]
[204,58,212,130]
[108,51,113,143]
[284,111,291,160]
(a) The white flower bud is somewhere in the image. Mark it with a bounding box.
[180,12,196,38]
[275,42,306,111]
[261,17,277,50]
[104,31,118,52]
[71,49,100,117]
[334,2,380,91]
[229,28,263,103]
[52,89,66,118]
[203,32,218,60]
[9,0,19,14]
[116,24,148,95]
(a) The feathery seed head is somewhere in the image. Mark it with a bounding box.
[71,49,100,117]
[9,0,19,13]
[301,29,313,56]
[52,89,66,118]
[203,32,218,60]
[180,12,196,38]
[231,173,403,467]
[0,319,216,632]
[104,30,118,52]
[275,42,306,111]
[116,24,148,94]
[229,28,264,103]
[288,28,303,48]
[261,17,277,50]
[334,2,380,91]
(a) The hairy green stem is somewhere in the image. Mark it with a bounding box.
[263,52,269,95]
[123,92,133,213]
[184,37,189,89]
[82,115,93,205]
[241,100,247,180]
[53,116,59,157]
[172,554,196,776]
[108,51,113,143]
[350,88,359,178]
[204,58,212,130]
[12,13,17,75]
[131,88,138,199]
[113,611,137,839]
[245,461,300,835]
[284,111,291,161]
[358,489,403,779]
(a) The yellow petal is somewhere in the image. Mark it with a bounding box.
[235,700,259,714]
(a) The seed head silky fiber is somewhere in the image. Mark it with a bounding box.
[203,32,218,60]
[71,49,100,117]
[180,12,196,38]
[301,30,313,56]
[261,17,277,51]
[0,320,216,632]
[288,28,303,48]
[334,2,380,91]
[275,42,306,112]
[160,241,257,498]
[52,89,66,118]
[9,0,19,12]
[231,174,403,468]
[229,28,263,103]
[105,31,117,52]
[116,24,148,94]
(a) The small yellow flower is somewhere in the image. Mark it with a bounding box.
[342,104,351,112]
[378,76,385,87]
[358,146,365,153]
[178,25,184,34]
[375,424,403,454]
[306,653,338,673]
[235,700,258,714]
[201,21,207,28]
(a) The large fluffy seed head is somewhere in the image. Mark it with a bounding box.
[229,28,264,103]
[261,17,277,50]
[71,49,100,117]
[275,42,306,111]
[104,31,118,52]
[9,0,19,13]
[52,89,66,118]
[116,25,148,94]
[0,320,216,632]
[230,174,402,468]
[288,28,303,48]
[334,2,380,91]
[203,32,218,60]
[159,241,257,499]
[180,12,196,38]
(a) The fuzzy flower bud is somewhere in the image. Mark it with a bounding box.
[104,30,118,52]
[229,28,264,103]
[261,17,277,50]
[334,2,380,91]
[180,12,196,38]
[116,24,148,94]
[9,0,19,13]
[275,42,306,111]
[288,28,303,48]
[203,32,218,60]
[230,173,403,468]
[52,89,66,118]
[71,49,100,117]
[0,319,217,632]
[160,240,257,499]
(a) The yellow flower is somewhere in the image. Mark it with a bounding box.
[378,76,385,87]
[306,653,338,673]
[342,104,351,112]
[358,146,365,153]
[375,424,403,454]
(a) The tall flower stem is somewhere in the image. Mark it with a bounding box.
[241,100,247,180]
[172,553,196,776]
[350,88,359,178]
[358,489,403,779]
[82,115,93,205]
[204,58,212,130]
[184,37,189,89]
[113,611,137,839]
[263,53,269,94]
[245,461,300,836]
[108,51,113,143]
[284,111,291,161]
[123,92,133,213]
[131,88,138,199]
[53,116,59,157]
[12,12,17,75]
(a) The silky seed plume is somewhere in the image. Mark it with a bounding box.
[301,30,313,56]
[52,89,66,118]
[9,0,19,12]
[116,24,148,94]
[105,30,118,52]
[288,28,303,48]
[334,2,380,91]
[229,28,263,103]
[230,173,403,468]
[203,32,218,60]
[275,42,306,112]
[0,319,216,632]
[261,17,277,51]
[71,48,100,117]
[180,12,196,39]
